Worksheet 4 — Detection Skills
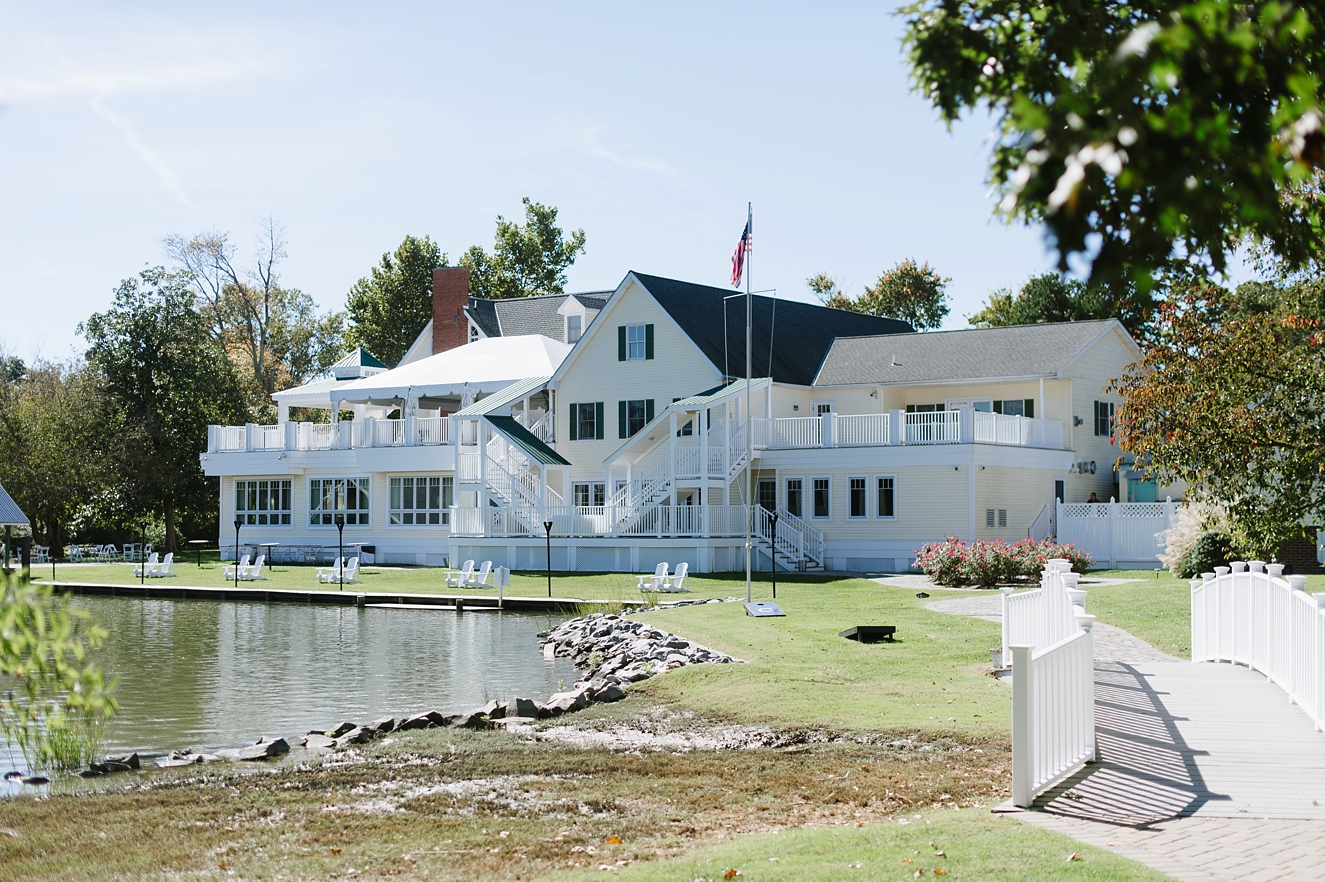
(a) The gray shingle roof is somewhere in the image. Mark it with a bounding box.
[0,483,29,527]
[814,320,1127,386]
[630,273,914,386]
[467,291,613,341]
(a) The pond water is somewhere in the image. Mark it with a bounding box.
[38,596,579,759]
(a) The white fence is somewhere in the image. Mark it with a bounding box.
[1192,561,1325,731]
[1056,498,1177,568]
[1004,560,1098,807]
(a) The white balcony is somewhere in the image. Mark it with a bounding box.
[752,409,1063,451]
[207,417,452,454]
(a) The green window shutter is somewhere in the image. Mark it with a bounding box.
[595,402,605,440]
[645,323,654,359]
[618,400,628,439]
[1024,398,1034,418]
[618,326,626,361]
[646,399,654,422]
[569,403,578,441]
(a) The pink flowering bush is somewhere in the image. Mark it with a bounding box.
[913,537,1093,587]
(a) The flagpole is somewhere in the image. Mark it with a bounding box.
[745,202,753,605]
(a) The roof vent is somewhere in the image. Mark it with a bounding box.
[890,355,900,367]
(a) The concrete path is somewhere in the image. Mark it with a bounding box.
[930,594,1325,882]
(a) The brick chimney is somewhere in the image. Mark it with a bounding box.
[431,266,470,355]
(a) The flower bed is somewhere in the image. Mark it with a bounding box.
[912,538,1093,587]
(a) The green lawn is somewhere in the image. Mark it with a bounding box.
[548,808,1168,882]
[1080,570,1192,659]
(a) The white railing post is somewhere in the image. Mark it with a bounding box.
[1108,498,1117,569]
[822,412,834,448]
[889,409,903,446]
[285,421,299,451]
[959,406,973,443]
[1000,586,1014,668]
[1011,644,1034,807]
[207,425,219,453]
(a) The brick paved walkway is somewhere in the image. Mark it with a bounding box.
[931,593,1325,881]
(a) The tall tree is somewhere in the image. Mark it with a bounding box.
[344,234,447,367]
[968,273,1156,338]
[80,268,249,551]
[902,2,1325,286]
[811,259,950,330]
[1112,278,1325,555]
[165,218,345,410]
[460,198,587,300]
[0,359,113,555]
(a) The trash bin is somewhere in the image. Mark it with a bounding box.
[360,544,376,565]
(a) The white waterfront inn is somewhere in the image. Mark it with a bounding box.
[203,268,1151,573]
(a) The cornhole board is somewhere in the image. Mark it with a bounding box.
[839,625,896,643]
[744,601,786,617]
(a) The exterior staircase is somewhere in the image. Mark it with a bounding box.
[754,505,825,572]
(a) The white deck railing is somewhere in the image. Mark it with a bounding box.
[1192,561,1325,731]
[1005,559,1099,807]
[415,417,449,445]
[450,504,754,539]
[750,410,1062,451]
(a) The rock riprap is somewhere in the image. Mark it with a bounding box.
[541,612,740,687]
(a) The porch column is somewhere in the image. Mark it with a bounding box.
[278,402,290,424]
[1039,377,1045,423]
[669,412,677,488]
[700,406,709,484]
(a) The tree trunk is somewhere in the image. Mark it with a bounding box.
[164,498,177,553]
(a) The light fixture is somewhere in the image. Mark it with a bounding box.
[1073,416,1084,426]
[869,389,878,399]
[792,404,799,412]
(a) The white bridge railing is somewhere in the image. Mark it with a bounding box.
[1192,561,1325,731]
[1004,560,1098,807]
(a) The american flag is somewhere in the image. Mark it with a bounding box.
[730,218,751,288]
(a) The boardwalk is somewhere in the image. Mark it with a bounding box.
[931,593,1325,882]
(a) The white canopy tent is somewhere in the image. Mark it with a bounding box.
[328,335,571,413]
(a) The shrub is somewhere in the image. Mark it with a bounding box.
[913,537,1093,586]
[1176,530,1232,579]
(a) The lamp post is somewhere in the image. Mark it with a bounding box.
[769,511,778,599]
[140,520,147,585]
[544,520,553,598]
[335,515,345,591]
[233,519,242,589]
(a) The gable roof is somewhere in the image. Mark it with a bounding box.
[814,319,1133,386]
[629,272,914,386]
[485,416,571,466]
[0,483,28,528]
[467,292,612,340]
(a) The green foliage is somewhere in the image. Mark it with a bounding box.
[0,574,117,772]
[1113,278,1325,555]
[1176,531,1234,579]
[969,272,1156,338]
[902,1,1325,285]
[460,198,587,300]
[815,259,950,330]
[80,267,249,550]
[345,234,448,367]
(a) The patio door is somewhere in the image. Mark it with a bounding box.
[757,478,777,512]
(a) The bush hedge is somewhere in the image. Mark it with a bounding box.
[913,537,1094,588]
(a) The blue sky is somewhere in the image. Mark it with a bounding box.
[0,1,1060,363]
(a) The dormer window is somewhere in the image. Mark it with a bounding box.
[469,325,479,343]
[567,314,583,344]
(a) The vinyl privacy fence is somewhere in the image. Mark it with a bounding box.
[1002,560,1098,807]
[1055,499,1177,568]
[1191,561,1325,731]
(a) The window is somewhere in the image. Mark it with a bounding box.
[617,324,654,361]
[619,399,654,437]
[986,509,996,528]
[235,480,291,526]
[815,401,834,417]
[876,476,895,519]
[998,508,1008,528]
[758,478,776,512]
[566,313,583,344]
[572,482,606,507]
[469,325,479,343]
[786,478,803,518]
[1094,400,1115,437]
[905,403,942,413]
[389,476,452,525]
[569,402,604,440]
[994,399,1035,417]
[309,478,370,526]
[812,477,830,519]
[848,477,867,519]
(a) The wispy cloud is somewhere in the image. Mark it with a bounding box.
[573,124,687,181]
[86,94,197,208]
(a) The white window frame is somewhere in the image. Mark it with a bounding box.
[309,477,371,526]
[811,476,831,520]
[626,324,647,360]
[874,474,896,520]
[389,476,453,526]
[566,312,583,344]
[847,475,868,520]
[573,481,606,508]
[235,479,292,527]
[812,399,835,417]
[785,476,804,519]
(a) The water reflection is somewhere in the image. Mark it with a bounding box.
[66,596,578,757]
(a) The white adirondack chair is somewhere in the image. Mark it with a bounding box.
[638,562,669,592]
[660,561,690,593]
[316,557,344,583]
[156,552,176,578]
[133,553,159,578]
[445,560,475,588]
[464,560,493,588]
[224,554,250,580]
[340,557,361,584]
[241,555,267,581]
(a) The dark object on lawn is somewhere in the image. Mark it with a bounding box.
[744,601,785,617]
[839,625,896,644]
[916,592,930,598]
